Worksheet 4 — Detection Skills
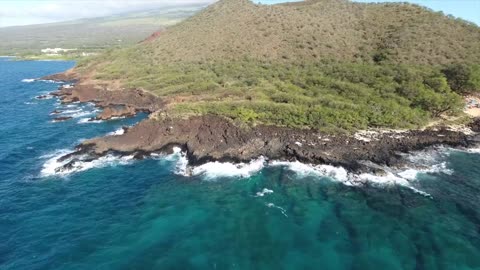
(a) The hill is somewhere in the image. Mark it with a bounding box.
[73,0,480,132]
[0,4,205,57]
[101,0,480,65]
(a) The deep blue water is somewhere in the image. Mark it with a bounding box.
[1,58,480,270]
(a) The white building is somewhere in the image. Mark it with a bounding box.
[41,48,77,54]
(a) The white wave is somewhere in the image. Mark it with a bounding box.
[268,160,438,197]
[266,203,288,217]
[78,118,103,124]
[451,147,480,154]
[190,157,266,179]
[22,78,35,83]
[57,109,82,115]
[396,162,453,181]
[107,128,125,136]
[270,161,350,182]
[70,110,96,118]
[38,79,61,84]
[40,150,134,177]
[24,102,37,105]
[463,148,480,153]
[165,148,442,197]
[355,171,432,197]
[256,188,274,197]
[169,147,189,175]
[39,149,71,159]
[403,146,450,165]
[40,149,74,176]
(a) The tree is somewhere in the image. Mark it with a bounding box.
[442,64,480,94]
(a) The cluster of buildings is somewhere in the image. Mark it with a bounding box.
[40,48,77,56]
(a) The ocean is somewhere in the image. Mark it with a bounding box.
[1,58,479,270]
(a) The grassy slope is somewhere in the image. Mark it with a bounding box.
[0,5,205,56]
[77,0,480,132]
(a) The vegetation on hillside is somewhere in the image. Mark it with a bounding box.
[137,0,480,65]
[82,48,468,131]
[76,0,480,132]
[442,64,480,94]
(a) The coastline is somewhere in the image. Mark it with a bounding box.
[42,71,480,177]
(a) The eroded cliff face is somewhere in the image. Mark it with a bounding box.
[57,114,475,174]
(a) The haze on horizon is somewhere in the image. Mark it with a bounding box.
[0,0,478,28]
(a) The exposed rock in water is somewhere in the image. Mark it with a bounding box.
[55,115,478,174]
[53,116,73,122]
[50,110,61,115]
[36,95,50,100]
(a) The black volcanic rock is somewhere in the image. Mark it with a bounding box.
[54,115,476,174]
[53,116,73,122]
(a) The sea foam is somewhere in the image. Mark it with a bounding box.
[107,128,125,136]
[78,118,103,124]
[266,203,288,217]
[22,78,35,83]
[256,188,274,197]
[40,142,455,196]
[167,147,454,197]
[190,157,266,179]
[40,150,134,177]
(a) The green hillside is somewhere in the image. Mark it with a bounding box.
[77,0,480,132]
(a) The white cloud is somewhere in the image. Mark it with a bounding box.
[0,0,216,27]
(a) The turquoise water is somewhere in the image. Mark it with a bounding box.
[1,59,480,270]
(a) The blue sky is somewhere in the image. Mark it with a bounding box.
[0,0,479,28]
[354,0,479,25]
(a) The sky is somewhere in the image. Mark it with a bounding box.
[0,0,478,28]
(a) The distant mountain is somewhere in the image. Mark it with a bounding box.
[0,4,206,55]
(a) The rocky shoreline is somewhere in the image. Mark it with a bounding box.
[43,72,480,176]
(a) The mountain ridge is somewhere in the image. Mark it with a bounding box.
[62,0,480,132]
[133,0,480,65]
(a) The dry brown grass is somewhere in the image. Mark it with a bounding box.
[138,0,480,65]
[73,0,480,132]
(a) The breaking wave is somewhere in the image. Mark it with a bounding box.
[38,79,61,84]
[22,78,35,83]
[40,149,134,177]
[78,118,103,124]
[266,203,288,217]
[107,128,125,136]
[167,147,455,196]
[256,188,274,197]
[190,157,266,179]
[168,148,265,179]
[39,144,455,196]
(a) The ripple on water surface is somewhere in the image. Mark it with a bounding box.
[0,59,479,270]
